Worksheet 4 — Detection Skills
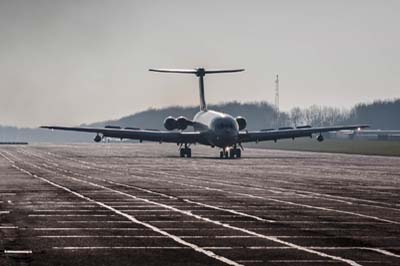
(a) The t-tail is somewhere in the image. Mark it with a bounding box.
[149,68,245,111]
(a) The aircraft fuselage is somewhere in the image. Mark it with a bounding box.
[193,110,239,148]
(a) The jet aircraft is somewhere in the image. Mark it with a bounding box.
[41,68,368,158]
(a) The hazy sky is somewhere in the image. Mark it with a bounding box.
[0,0,399,127]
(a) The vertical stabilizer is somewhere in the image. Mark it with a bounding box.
[198,72,207,111]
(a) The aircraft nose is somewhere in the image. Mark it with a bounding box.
[214,129,238,147]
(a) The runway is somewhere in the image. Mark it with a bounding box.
[0,143,399,266]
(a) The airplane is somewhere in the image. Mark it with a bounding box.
[41,68,368,159]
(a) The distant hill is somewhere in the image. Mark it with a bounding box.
[1,99,399,143]
[91,101,286,130]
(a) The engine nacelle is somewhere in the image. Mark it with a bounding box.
[317,134,324,142]
[94,134,102,142]
[176,116,192,130]
[236,116,247,130]
[164,116,177,130]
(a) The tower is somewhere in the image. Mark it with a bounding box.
[275,74,279,112]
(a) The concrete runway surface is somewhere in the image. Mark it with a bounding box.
[0,143,399,266]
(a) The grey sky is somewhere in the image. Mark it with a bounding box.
[0,0,399,127]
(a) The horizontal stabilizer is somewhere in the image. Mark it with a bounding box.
[149,69,197,74]
[149,68,244,76]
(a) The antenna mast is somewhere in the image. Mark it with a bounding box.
[275,74,279,112]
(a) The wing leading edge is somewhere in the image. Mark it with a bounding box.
[40,126,200,144]
[239,125,369,143]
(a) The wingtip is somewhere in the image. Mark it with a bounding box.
[40,126,53,129]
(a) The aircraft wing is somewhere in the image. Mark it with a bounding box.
[40,126,200,143]
[239,125,369,143]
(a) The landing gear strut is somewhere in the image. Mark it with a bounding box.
[179,143,191,158]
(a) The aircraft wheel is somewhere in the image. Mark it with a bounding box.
[180,148,191,158]
[236,149,241,158]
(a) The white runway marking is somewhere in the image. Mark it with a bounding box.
[0,211,10,214]
[29,214,115,217]
[244,246,400,258]
[52,246,189,250]
[33,210,110,212]
[367,248,400,258]
[33,228,144,231]
[0,226,18,229]
[236,260,264,263]
[266,260,343,263]
[4,250,32,254]
[310,247,400,258]
[37,235,168,238]
[1,154,242,266]
[57,220,131,223]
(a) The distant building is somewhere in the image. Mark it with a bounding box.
[327,130,400,141]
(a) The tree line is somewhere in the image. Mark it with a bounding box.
[1,99,399,142]
[287,99,400,129]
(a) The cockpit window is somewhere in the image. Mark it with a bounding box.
[214,119,236,130]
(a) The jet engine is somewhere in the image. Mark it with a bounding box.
[164,116,177,130]
[317,134,324,142]
[235,116,247,130]
[94,134,102,142]
[176,116,192,130]
[164,116,193,130]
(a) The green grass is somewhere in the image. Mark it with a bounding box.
[246,138,400,157]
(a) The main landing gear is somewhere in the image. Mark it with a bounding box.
[179,143,192,158]
[220,146,241,159]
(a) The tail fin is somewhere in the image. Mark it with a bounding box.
[149,68,244,111]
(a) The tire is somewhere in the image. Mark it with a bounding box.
[236,149,241,158]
